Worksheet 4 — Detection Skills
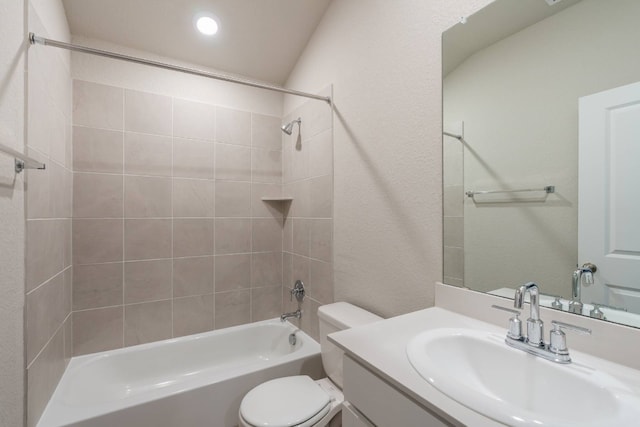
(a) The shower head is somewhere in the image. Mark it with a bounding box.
[281,118,301,135]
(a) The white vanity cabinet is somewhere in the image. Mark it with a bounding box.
[342,355,453,427]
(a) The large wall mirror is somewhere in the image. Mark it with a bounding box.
[442,0,640,328]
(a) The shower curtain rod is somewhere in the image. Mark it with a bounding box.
[28,33,331,104]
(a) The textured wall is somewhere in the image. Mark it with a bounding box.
[284,0,491,318]
[24,1,73,426]
[0,0,26,425]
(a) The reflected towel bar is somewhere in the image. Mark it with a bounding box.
[466,185,555,198]
[0,142,46,173]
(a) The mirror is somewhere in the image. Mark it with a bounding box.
[442,0,640,328]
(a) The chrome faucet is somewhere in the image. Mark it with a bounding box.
[280,309,302,322]
[492,281,592,363]
[280,280,305,322]
[569,263,597,314]
[514,281,544,347]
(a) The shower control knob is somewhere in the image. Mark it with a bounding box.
[290,280,305,302]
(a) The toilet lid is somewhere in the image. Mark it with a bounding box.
[240,376,332,427]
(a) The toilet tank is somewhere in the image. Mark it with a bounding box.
[318,302,382,389]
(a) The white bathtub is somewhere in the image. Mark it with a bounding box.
[38,319,322,427]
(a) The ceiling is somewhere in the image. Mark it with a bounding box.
[61,0,332,85]
[443,0,582,76]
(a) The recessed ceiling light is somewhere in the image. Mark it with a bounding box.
[196,15,219,36]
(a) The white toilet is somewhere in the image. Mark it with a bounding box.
[238,302,382,427]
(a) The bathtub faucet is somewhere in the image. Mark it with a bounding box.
[280,309,302,322]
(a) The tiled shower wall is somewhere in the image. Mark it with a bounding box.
[282,91,334,341]
[25,4,73,426]
[71,80,285,355]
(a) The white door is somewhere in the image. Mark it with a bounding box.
[579,81,640,313]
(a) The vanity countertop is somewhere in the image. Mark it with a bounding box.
[328,306,640,427]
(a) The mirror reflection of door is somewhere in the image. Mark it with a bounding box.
[579,81,640,314]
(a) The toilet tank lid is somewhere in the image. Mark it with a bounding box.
[318,302,382,330]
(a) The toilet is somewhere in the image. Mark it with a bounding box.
[238,302,382,427]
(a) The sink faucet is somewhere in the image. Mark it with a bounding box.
[569,263,597,314]
[492,281,592,363]
[514,281,543,347]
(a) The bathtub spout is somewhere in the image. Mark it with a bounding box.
[281,309,301,322]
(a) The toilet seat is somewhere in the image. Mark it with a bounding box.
[239,376,335,427]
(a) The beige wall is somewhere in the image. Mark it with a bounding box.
[443,0,640,296]
[0,0,26,425]
[284,0,491,318]
[25,0,73,425]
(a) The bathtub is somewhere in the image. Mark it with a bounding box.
[38,319,322,427]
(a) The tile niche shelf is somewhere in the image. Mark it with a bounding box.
[260,197,293,202]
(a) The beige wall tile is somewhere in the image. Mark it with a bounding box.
[173,138,215,179]
[124,132,172,177]
[26,149,50,219]
[73,80,123,130]
[283,252,293,289]
[27,327,65,427]
[124,89,172,136]
[124,219,171,261]
[251,286,282,322]
[73,173,123,218]
[216,107,251,146]
[308,129,332,178]
[50,163,71,219]
[288,180,310,218]
[26,273,66,365]
[73,126,123,173]
[252,114,281,151]
[26,219,64,291]
[214,218,251,254]
[292,218,310,257]
[252,252,282,287]
[214,254,250,292]
[444,217,463,248]
[124,260,172,304]
[291,141,309,182]
[283,218,293,252]
[173,98,216,141]
[291,254,310,287]
[63,220,72,269]
[215,290,250,329]
[443,246,464,279]
[63,315,72,364]
[251,183,284,218]
[251,149,282,184]
[173,219,214,257]
[309,259,334,304]
[173,256,214,297]
[73,263,123,310]
[73,306,123,355]
[252,217,283,253]
[124,176,172,218]
[215,181,251,217]
[309,175,332,218]
[215,143,251,181]
[309,219,332,262]
[72,219,123,265]
[173,295,214,337]
[124,300,172,346]
[443,185,463,217]
[172,178,214,218]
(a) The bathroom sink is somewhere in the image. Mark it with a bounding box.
[406,328,640,426]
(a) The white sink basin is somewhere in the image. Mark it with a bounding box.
[407,328,640,426]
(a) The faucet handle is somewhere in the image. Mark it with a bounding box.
[491,305,522,340]
[549,320,591,355]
